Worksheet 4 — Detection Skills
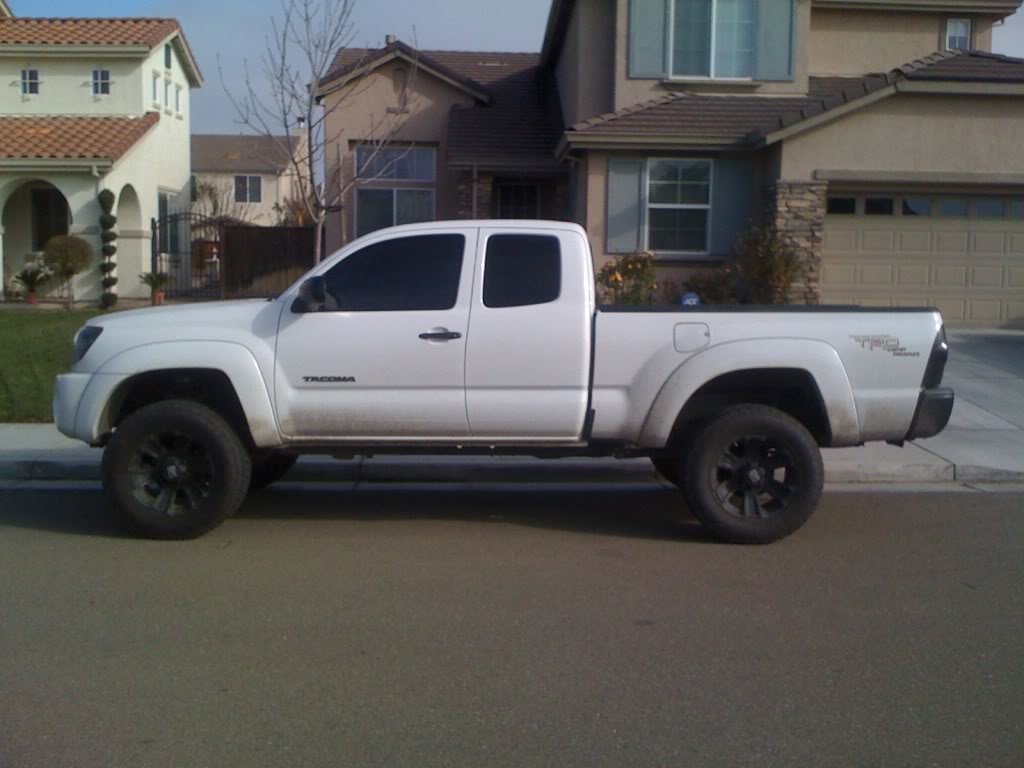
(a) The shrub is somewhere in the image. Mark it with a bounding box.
[100,230,118,244]
[684,267,738,305]
[97,189,116,214]
[734,222,809,304]
[99,213,118,230]
[596,252,659,305]
[13,256,53,294]
[43,235,93,308]
[101,276,119,289]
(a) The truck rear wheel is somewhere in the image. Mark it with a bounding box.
[102,400,251,539]
[683,405,823,544]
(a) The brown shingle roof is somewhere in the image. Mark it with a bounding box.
[0,17,181,46]
[567,50,1024,147]
[191,134,299,174]
[0,114,160,162]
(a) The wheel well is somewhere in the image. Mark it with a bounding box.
[668,368,832,447]
[102,369,254,447]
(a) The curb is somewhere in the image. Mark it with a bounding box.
[3,455,1024,485]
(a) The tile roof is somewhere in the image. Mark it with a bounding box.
[0,17,181,46]
[191,134,300,174]
[567,50,1024,147]
[0,114,160,162]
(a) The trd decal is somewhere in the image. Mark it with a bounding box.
[850,335,920,358]
[302,376,356,383]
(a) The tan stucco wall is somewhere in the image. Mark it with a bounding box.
[192,171,291,225]
[809,9,996,75]
[780,94,1024,180]
[321,62,475,252]
[555,0,615,127]
[613,0,812,111]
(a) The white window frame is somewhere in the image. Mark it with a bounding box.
[174,85,183,114]
[355,145,436,182]
[234,175,263,204]
[354,187,437,237]
[163,78,171,109]
[151,71,160,104]
[20,68,39,96]
[91,69,111,96]
[643,157,714,257]
[945,18,971,50]
[667,0,757,82]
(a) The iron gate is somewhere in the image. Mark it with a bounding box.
[151,213,224,300]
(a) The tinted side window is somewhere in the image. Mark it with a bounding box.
[324,234,464,311]
[483,235,561,309]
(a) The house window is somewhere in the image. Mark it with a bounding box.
[164,79,170,108]
[355,145,435,181]
[234,176,262,204]
[671,0,757,79]
[175,85,182,113]
[92,69,111,96]
[483,234,561,308]
[31,188,69,251]
[646,158,712,253]
[151,72,160,102]
[496,184,541,219]
[864,197,895,216]
[164,43,173,69]
[21,69,39,95]
[157,192,180,253]
[902,198,931,216]
[356,188,435,236]
[322,234,465,312]
[946,19,971,50]
[827,197,857,215]
[974,199,1006,219]
[939,199,969,218]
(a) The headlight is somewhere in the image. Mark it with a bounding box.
[73,326,103,364]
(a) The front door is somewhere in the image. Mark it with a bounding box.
[274,229,476,440]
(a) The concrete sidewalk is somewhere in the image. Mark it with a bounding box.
[2,330,1021,486]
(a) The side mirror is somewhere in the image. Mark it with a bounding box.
[293,276,327,313]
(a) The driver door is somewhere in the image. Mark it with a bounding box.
[274,229,477,441]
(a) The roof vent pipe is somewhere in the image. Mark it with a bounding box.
[385,34,397,45]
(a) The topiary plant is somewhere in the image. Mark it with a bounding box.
[42,235,93,309]
[97,190,119,309]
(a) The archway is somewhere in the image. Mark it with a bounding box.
[115,184,147,300]
[1,179,71,300]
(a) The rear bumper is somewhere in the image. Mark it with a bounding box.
[906,387,954,441]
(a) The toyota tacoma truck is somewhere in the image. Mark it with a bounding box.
[54,221,953,543]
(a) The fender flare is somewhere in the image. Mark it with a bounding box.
[637,338,862,448]
[77,341,282,448]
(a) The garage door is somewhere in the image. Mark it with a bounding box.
[821,193,1024,326]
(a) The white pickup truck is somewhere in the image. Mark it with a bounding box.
[55,220,953,543]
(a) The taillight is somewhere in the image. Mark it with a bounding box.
[921,325,948,389]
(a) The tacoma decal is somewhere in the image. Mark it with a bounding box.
[303,376,356,383]
[850,335,920,358]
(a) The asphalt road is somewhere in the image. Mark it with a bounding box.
[1,485,1022,768]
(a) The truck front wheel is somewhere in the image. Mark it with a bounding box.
[683,405,824,544]
[249,451,298,490]
[102,400,252,539]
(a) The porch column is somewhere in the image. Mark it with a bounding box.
[769,181,827,304]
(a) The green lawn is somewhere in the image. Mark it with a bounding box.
[0,308,104,423]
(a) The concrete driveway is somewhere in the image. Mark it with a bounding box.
[915,331,1024,479]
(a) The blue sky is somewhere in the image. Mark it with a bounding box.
[12,0,1024,133]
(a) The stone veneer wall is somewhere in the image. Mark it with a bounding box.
[770,181,827,304]
[456,173,494,219]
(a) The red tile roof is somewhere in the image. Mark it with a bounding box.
[0,114,161,162]
[0,17,181,46]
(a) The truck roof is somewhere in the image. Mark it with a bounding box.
[360,220,589,238]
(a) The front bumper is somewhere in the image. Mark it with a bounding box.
[53,373,93,440]
[906,387,954,441]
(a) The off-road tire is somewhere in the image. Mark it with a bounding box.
[683,405,824,544]
[102,399,251,539]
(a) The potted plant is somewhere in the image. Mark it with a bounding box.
[140,272,171,305]
[13,257,53,305]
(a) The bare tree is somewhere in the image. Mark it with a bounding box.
[191,179,260,224]
[221,0,419,262]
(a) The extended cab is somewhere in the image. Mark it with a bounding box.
[54,221,953,542]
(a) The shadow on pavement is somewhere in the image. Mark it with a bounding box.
[0,485,711,543]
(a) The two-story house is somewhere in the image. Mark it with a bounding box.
[0,6,201,302]
[191,132,307,226]
[322,0,1024,326]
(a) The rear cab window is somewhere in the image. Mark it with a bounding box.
[482,234,561,309]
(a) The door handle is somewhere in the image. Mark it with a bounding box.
[419,328,462,341]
